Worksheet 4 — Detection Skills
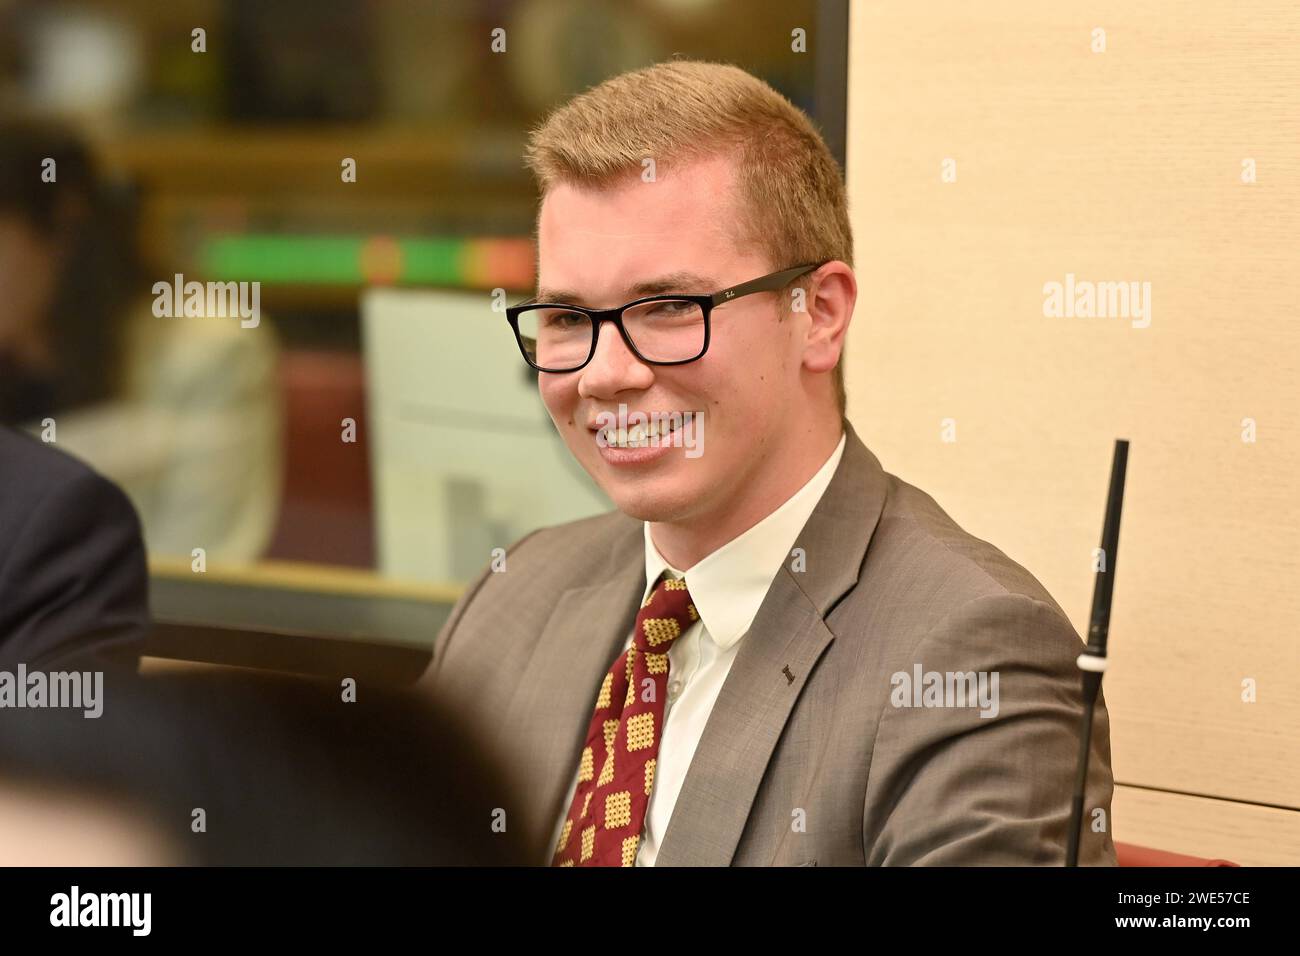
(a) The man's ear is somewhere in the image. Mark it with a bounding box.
[801,261,856,375]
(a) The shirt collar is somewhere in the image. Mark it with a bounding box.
[641,430,847,650]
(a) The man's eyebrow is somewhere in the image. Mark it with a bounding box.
[534,271,719,306]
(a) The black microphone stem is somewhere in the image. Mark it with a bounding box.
[1067,439,1128,866]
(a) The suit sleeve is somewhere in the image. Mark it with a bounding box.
[0,467,151,668]
[861,592,1117,865]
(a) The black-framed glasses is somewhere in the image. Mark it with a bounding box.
[506,261,827,373]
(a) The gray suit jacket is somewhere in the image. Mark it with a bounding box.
[421,420,1117,866]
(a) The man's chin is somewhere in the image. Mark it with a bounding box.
[602,478,699,525]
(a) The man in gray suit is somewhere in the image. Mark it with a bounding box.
[421,60,1116,866]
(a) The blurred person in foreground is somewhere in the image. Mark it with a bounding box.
[421,60,1116,867]
[0,114,282,562]
[0,425,149,667]
[0,667,525,865]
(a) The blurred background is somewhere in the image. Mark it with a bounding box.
[0,0,847,587]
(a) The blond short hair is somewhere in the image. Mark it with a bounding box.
[523,58,852,418]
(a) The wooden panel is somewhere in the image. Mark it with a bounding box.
[141,623,431,685]
[1115,785,1300,867]
[149,556,463,604]
[846,2,1300,811]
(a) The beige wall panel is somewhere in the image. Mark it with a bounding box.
[846,1,1299,814]
[1114,785,1300,866]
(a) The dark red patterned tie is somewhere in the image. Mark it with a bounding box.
[551,571,698,866]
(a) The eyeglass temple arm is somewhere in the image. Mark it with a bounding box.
[512,262,826,311]
[711,263,823,305]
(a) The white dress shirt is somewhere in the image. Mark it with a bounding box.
[548,431,847,865]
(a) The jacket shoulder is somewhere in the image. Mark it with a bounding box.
[0,427,149,665]
[0,428,136,542]
[0,426,103,488]
[861,471,1074,630]
[500,507,642,578]
[422,506,639,689]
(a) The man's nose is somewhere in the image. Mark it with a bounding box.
[577,319,654,398]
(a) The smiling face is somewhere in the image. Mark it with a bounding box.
[535,152,833,554]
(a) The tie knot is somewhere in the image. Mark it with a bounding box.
[633,572,698,653]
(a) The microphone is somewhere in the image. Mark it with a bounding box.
[1066,439,1128,866]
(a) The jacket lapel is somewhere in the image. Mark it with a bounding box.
[498,520,646,865]
[653,421,889,865]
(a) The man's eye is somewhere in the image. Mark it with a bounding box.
[649,301,693,316]
[541,311,585,329]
